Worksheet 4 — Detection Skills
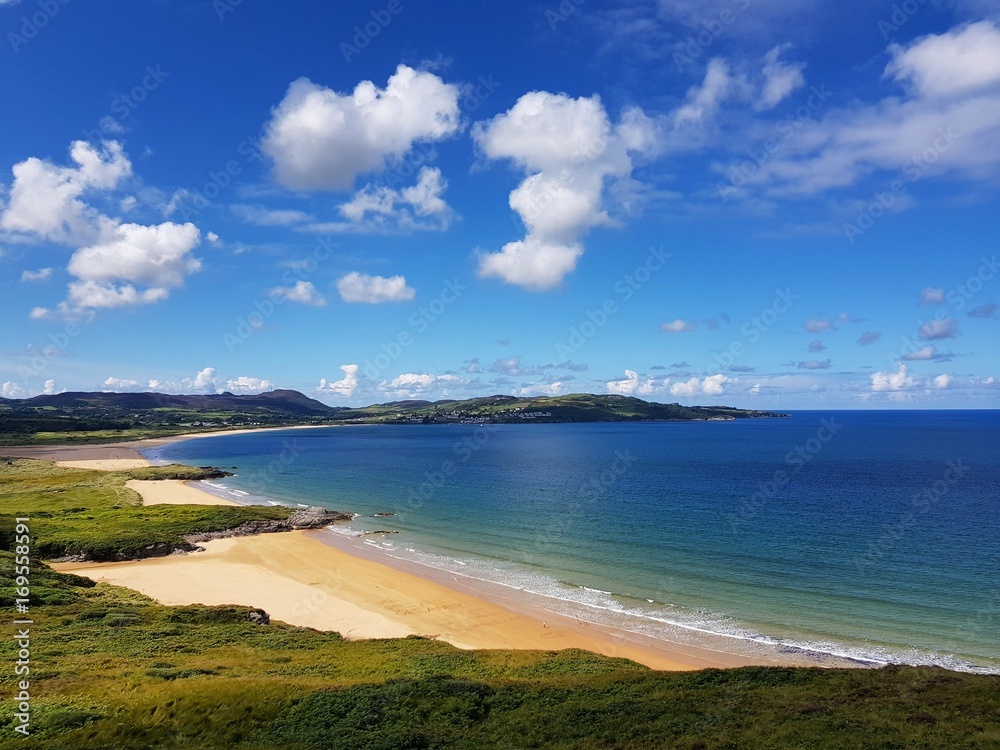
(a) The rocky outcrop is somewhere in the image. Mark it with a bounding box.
[182,506,351,544]
[48,507,351,564]
[49,541,199,564]
[248,608,270,625]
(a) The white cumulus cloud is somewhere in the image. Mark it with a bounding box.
[143,367,235,394]
[670,374,730,397]
[608,369,639,395]
[871,364,919,392]
[318,364,360,399]
[377,372,465,399]
[39,221,202,317]
[523,381,566,397]
[103,376,141,390]
[2,140,205,319]
[102,373,269,396]
[2,382,28,399]
[315,166,454,233]
[262,65,462,191]
[606,369,660,396]
[336,272,415,304]
[885,21,1000,99]
[68,222,201,289]
[474,92,660,290]
[269,280,326,306]
[223,376,273,394]
[933,373,953,389]
[0,140,130,245]
[191,367,217,390]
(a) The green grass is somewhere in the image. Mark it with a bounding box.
[0,426,241,446]
[0,560,996,749]
[0,459,997,748]
[0,459,292,560]
[115,464,234,481]
[0,553,648,749]
[258,667,1000,749]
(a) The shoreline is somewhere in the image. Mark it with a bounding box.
[0,423,335,469]
[7,429,860,671]
[307,527,871,670]
[53,530,766,670]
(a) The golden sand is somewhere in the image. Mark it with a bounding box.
[53,530,773,670]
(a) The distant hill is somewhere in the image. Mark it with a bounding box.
[7,388,334,415]
[0,389,787,442]
[0,389,341,441]
[333,392,787,423]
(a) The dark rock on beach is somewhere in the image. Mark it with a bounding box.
[49,541,200,564]
[182,507,352,544]
[49,507,351,563]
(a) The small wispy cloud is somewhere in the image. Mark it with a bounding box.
[919,286,945,305]
[919,318,959,340]
[20,268,52,282]
[660,318,696,332]
[798,359,832,370]
[336,272,415,304]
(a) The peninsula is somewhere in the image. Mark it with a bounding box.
[0,389,787,445]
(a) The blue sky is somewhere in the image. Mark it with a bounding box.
[1,0,998,408]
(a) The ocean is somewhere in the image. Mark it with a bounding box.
[144,410,1000,673]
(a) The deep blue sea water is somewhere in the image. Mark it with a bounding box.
[147,411,1000,672]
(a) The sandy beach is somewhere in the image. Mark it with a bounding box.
[4,437,179,468]
[53,529,772,670]
[2,441,155,470]
[23,433,806,671]
[127,479,239,506]
[2,435,241,505]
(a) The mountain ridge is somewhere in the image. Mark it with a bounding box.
[0,389,787,439]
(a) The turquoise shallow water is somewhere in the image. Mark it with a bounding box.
[146,410,1000,672]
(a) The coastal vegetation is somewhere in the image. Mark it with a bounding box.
[331,392,788,424]
[0,459,998,747]
[0,549,998,748]
[0,390,787,445]
[0,390,333,445]
[0,459,294,561]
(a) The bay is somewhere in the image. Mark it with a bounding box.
[147,410,1000,673]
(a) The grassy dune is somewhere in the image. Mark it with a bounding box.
[0,460,998,748]
[0,459,292,561]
